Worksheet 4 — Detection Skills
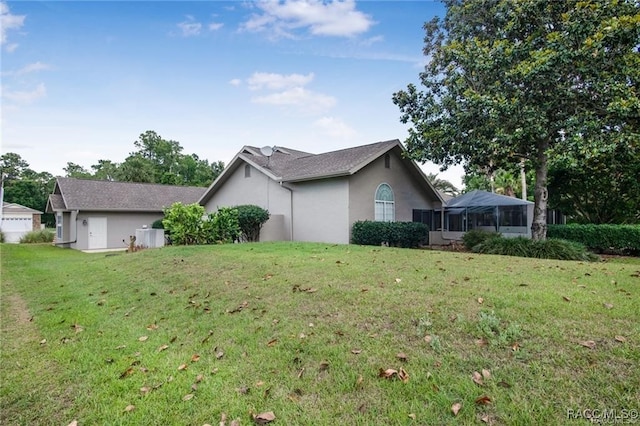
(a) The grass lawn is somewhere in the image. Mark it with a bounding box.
[1,242,639,425]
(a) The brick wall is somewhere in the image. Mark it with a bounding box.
[33,214,42,231]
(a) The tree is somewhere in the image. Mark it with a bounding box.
[426,173,459,196]
[236,205,269,242]
[63,162,92,179]
[91,160,119,181]
[393,0,639,239]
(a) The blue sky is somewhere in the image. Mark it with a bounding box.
[1,0,464,187]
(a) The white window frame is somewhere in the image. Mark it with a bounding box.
[56,214,63,239]
[375,183,395,222]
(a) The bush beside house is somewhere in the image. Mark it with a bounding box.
[352,221,428,248]
[548,224,640,255]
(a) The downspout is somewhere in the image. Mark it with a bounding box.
[279,182,294,241]
[54,210,79,245]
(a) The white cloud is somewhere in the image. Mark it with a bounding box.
[313,116,357,139]
[247,72,314,91]
[3,82,46,103]
[1,2,26,49]
[209,22,224,31]
[16,61,51,75]
[240,0,374,38]
[177,16,202,37]
[252,86,336,114]
[229,78,242,86]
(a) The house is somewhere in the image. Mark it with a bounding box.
[199,140,445,244]
[425,190,534,244]
[0,202,43,243]
[46,178,206,251]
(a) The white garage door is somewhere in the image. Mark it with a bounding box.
[1,217,33,243]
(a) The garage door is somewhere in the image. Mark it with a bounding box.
[1,217,33,243]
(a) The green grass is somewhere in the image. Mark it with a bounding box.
[1,242,639,425]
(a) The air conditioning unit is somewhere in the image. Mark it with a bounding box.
[135,228,165,249]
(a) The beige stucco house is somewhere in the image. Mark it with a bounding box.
[46,178,205,251]
[199,140,445,244]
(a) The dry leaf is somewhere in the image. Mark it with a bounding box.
[351,349,362,354]
[72,324,84,333]
[68,421,78,426]
[396,352,408,362]
[395,278,402,283]
[398,368,409,382]
[215,348,224,359]
[124,404,135,412]
[408,413,416,420]
[255,380,265,387]
[319,361,330,371]
[267,338,278,347]
[562,296,571,302]
[191,354,200,362]
[182,393,194,401]
[119,367,134,379]
[475,338,488,347]
[614,335,626,342]
[140,386,151,394]
[297,368,305,378]
[219,412,227,426]
[40,339,47,345]
[451,402,462,416]
[477,297,484,304]
[146,323,158,330]
[138,336,148,342]
[195,374,204,383]
[475,395,492,405]
[472,371,483,386]
[482,369,491,380]
[603,303,614,309]
[356,375,363,387]
[178,363,188,371]
[424,335,433,343]
[230,420,240,426]
[158,344,169,352]
[378,368,398,379]
[253,411,276,424]
[579,340,596,349]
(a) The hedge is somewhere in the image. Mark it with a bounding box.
[351,221,428,248]
[547,224,640,255]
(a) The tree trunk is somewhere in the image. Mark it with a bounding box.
[531,141,549,240]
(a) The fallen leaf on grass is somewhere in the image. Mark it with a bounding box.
[579,340,596,349]
[497,380,511,388]
[482,369,491,380]
[396,352,408,362]
[472,371,483,386]
[477,297,484,304]
[182,393,194,401]
[252,411,276,424]
[475,338,488,347]
[378,367,409,382]
[356,375,363,388]
[408,413,416,420]
[72,324,84,333]
[614,335,627,343]
[124,405,135,412]
[158,344,169,352]
[40,339,47,345]
[562,296,571,302]
[140,386,151,394]
[138,336,148,342]
[451,402,462,416]
[424,335,433,343]
[230,420,240,426]
[68,421,78,426]
[395,278,402,283]
[146,323,158,331]
[475,395,492,405]
[227,301,249,314]
[119,367,134,379]
[351,349,362,355]
[191,354,200,362]
[319,361,330,371]
[267,338,278,347]
[178,363,188,371]
[603,303,614,309]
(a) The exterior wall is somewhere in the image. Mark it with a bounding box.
[70,212,162,250]
[349,150,442,236]
[203,163,292,241]
[289,178,349,244]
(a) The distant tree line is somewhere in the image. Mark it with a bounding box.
[1,131,225,227]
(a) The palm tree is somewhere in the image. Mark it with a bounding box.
[427,173,459,196]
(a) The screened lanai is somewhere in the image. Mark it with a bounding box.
[443,190,534,236]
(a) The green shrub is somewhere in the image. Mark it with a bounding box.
[351,221,428,248]
[206,207,240,244]
[163,202,209,245]
[462,229,501,250]
[235,205,269,242]
[548,224,640,255]
[473,236,598,261]
[19,229,55,244]
[151,219,164,229]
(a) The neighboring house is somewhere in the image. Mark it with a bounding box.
[1,202,43,243]
[427,190,534,244]
[46,178,206,251]
[199,140,445,244]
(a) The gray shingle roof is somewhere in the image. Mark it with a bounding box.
[47,178,207,212]
[446,190,533,207]
[243,140,401,181]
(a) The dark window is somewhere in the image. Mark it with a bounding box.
[384,153,390,168]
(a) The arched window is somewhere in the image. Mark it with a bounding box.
[375,183,394,222]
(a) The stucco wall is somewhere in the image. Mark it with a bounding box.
[70,212,163,250]
[203,163,292,241]
[349,149,442,232]
[289,178,349,244]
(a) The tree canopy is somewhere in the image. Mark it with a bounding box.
[393,0,639,239]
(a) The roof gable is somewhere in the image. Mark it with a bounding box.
[47,178,207,213]
[447,190,533,207]
[2,202,43,214]
[199,140,445,205]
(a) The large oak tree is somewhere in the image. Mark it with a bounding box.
[393,0,639,239]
